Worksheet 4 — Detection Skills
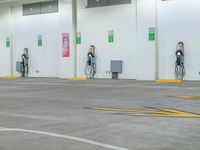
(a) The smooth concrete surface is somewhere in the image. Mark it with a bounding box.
[0,78,200,150]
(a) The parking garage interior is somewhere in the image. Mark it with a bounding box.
[0,0,200,150]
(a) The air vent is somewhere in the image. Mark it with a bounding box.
[87,0,131,8]
[23,1,58,16]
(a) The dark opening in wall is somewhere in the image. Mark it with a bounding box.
[87,0,131,8]
[23,1,58,16]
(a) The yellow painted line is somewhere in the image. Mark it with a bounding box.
[88,106,200,118]
[1,76,18,79]
[89,107,160,113]
[68,78,87,81]
[130,108,200,118]
[156,79,182,83]
[160,108,200,117]
[174,96,200,100]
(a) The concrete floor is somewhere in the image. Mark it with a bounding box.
[0,78,200,150]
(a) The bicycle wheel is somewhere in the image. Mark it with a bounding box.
[88,66,94,79]
[24,66,28,77]
[175,65,184,80]
[21,64,25,77]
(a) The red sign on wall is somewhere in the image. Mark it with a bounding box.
[62,33,70,57]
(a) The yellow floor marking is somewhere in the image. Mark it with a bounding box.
[88,107,200,118]
[174,96,200,100]
[68,77,87,81]
[130,108,200,118]
[0,76,18,79]
[156,79,182,83]
[89,107,160,113]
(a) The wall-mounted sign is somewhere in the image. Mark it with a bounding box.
[38,35,43,46]
[76,32,81,44]
[108,30,114,43]
[6,37,10,48]
[149,27,156,41]
[62,33,70,57]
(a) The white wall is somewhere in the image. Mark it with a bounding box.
[0,0,75,78]
[76,0,137,79]
[136,0,157,80]
[1,0,200,80]
[158,0,200,80]
[0,4,11,77]
[12,5,60,77]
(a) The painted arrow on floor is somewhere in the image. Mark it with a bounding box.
[88,107,200,118]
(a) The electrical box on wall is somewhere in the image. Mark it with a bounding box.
[111,60,123,79]
[87,0,131,8]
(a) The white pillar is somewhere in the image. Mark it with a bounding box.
[58,0,74,78]
[136,0,157,80]
[72,0,77,77]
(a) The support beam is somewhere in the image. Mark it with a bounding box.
[72,0,77,77]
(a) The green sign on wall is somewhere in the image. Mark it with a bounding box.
[149,27,156,41]
[108,30,114,43]
[6,37,10,48]
[76,32,81,44]
[38,35,43,46]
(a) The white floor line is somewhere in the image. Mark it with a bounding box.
[0,127,129,150]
